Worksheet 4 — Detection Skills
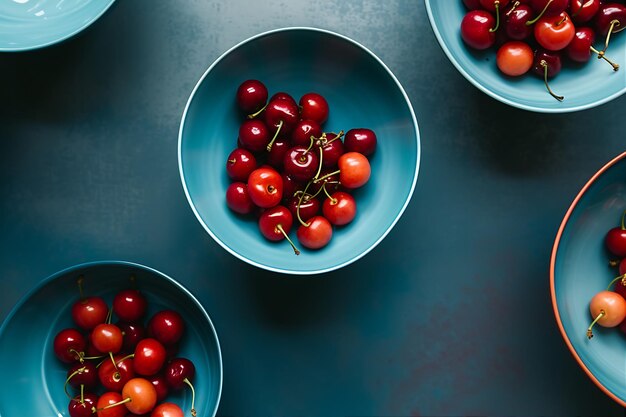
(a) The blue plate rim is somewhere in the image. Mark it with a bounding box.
[550,151,626,407]
[0,259,224,417]
[177,26,421,275]
[0,0,116,52]
[424,0,626,113]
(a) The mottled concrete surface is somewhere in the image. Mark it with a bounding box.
[1,1,626,415]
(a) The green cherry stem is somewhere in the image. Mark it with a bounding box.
[296,182,313,227]
[590,46,620,71]
[313,170,340,184]
[526,0,553,25]
[247,102,267,119]
[266,120,283,152]
[489,0,501,32]
[184,377,198,417]
[540,60,564,101]
[587,310,606,339]
[313,146,324,180]
[322,183,336,203]
[276,224,300,255]
[599,20,622,56]
[606,273,626,291]
[621,209,626,230]
[64,366,86,399]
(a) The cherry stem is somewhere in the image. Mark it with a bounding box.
[540,60,564,101]
[314,146,324,180]
[526,0,553,25]
[324,130,344,145]
[609,259,620,267]
[247,102,267,119]
[109,351,119,372]
[489,1,501,32]
[313,170,340,184]
[322,183,336,204]
[184,378,197,417]
[621,209,626,230]
[80,384,84,404]
[587,310,605,339]
[304,134,316,154]
[296,182,312,227]
[590,46,620,71]
[69,348,85,363]
[600,20,621,55]
[275,224,300,255]
[77,276,85,299]
[98,397,131,411]
[506,0,520,16]
[266,120,283,152]
[556,14,567,26]
[606,273,626,291]
[64,366,86,399]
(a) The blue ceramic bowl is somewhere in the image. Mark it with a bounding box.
[178,27,420,275]
[0,261,222,417]
[551,152,626,406]
[426,1,626,112]
[0,0,115,52]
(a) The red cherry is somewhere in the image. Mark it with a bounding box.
[267,138,290,169]
[338,152,371,189]
[461,10,497,50]
[98,354,136,391]
[570,0,600,23]
[532,49,564,101]
[534,12,576,51]
[258,205,294,242]
[270,91,297,106]
[150,403,184,417]
[247,167,284,208]
[566,27,595,62]
[236,79,268,114]
[226,182,255,214]
[480,0,510,12]
[283,146,319,182]
[299,93,329,125]
[238,119,270,152]
[133,338,167,376]
[68,392,98,417]
[147,373,169,403]
[297,216,333,249]
[226,148,257,182]
[117,321,146,353]
[504,3,535,40]
[264,97,299,136]
[587,290,626,338]
[496,41,534,76]
[292,119,322,147]
[165,358,198,417]
[322,192,357,226]
[95,392,126,417]
[287,195,321,223]
[344,128,377,156]
[67,361,99,390]
[112,289,147,323]
[606,213,626,257]
[147,310,185,346]
[317,133,345,168]
[72,296,108,330]
[121,378,158,415]
[54,328,86,363]
[91,323,124,354]
[281,173,303,203]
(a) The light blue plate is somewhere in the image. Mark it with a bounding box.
[551,152,626,406]
[426,0,626,112]
[0,261,223,417]
[0,0,115,51]
[179,27,420,275]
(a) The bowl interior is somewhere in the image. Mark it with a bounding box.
[179,28,420,274]
[425,1,626,112]
[0,0,115,51]
[0,261,222,417]
[553,154,626,404]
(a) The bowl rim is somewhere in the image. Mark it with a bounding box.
[424,0,626,113]
[0,259,224,416]
[0,0,117,52]
[177,26,421,275]
[550,151,626,407]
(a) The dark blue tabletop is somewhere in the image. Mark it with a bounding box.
[1,1,625,415]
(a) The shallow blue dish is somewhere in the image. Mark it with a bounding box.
[0,0,115,52]
[0,261,222,417]
[426,1,626,112]
[178,27,420,275]
[551,152,626,406]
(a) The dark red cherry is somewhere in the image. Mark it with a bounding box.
[72,296,108,330]
[533,49,563,77]
[226,182,255,214]
[463,0,482,9]
[566,27,595,62]
[316,134,344,168]
[264,98,299,135]
[287,195,320,223]
[570,0,600,23]
[238,119,270,152]
[147,310,185,346]
[147,373,169,403]
[283,146,320,182]
[504,3,535,40]
[461,10,497,50]
[595,3,626,35]
[112,289,147,323]
[236,79,268,114]
[67,361,98,389]
[281,173,303,202]
[68,392,98,417]
[165,358,196,390]
[117,321,146,353]
[299,93,329,125]
[606,212,626,257]
[98,354,135,391]
[292,119,322,147]
[344,128,377,156]
[267,138,290,169]
[226,148,257,182]
[270,91,297,106]
[54,328,86,363]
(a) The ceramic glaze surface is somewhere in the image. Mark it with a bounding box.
[0,0,115,51]
[179,28,420,275]
[0,261,222,417]
[426,0,626,112]
[552,153,626,406]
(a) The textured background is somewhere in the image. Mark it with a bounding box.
[1,0,626,415]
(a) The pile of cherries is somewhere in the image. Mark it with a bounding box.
[586,211,626,339]
[53,277,196,417]
[460,0,626,101]
[225,79,376,253]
